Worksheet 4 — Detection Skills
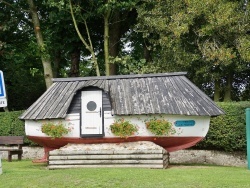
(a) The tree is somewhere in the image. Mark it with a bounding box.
[0,0,46,110]
[135,0,250,101]
[69,0,101,76]
[50,0,138,76]
[27,0,54,88]
[103,0,111,76]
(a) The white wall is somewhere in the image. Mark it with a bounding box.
[25,112,210,138]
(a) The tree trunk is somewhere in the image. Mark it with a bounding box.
[104,4,111,76]
[53,50,61,78]
[143,40,152,63]
[27,0,53,89]
[69,0,100,76]
[214,79,220,102]
[109,11,121,75]
[223,72,233,102]
[69,45,80,77]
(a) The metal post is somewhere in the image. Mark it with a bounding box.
[246,108,250,170]
[0,152,2,175]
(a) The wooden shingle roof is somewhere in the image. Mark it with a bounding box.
[19,72,224,120]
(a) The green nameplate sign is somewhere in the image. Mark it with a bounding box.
[174,120,195,127]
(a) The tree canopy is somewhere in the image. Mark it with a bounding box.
[0,0,249,110]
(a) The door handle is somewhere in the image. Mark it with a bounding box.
[99,107,101,117]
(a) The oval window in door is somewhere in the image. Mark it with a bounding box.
[87,101,97,111]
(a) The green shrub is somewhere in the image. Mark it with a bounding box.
[0,111,37,146]
[194,102,250,152]
[41,121,71,139]
[110,118,138,138]
[145,118,175,136]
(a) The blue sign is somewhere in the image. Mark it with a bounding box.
[0,71,6,98]
[174,120,195,127]
[0,71,7,107]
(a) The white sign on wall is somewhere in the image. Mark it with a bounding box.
[0,70,7,107]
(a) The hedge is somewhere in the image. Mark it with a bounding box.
[0,102,250,151]
[0,111,36,146]
[194,101,250,152]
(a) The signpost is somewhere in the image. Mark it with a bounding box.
[0,71,7,108]
[246,108,250,170]
[0,152,2,175]
[0,71,6,174]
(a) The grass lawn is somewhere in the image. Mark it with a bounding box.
[0,160,249,188]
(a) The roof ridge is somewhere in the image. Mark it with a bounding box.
[52,72,187,82]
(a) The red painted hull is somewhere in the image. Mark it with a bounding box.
[27,136,203,152]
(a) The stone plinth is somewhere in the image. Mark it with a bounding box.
[48,141,169,169]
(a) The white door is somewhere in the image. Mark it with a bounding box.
[81,90,103,135]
